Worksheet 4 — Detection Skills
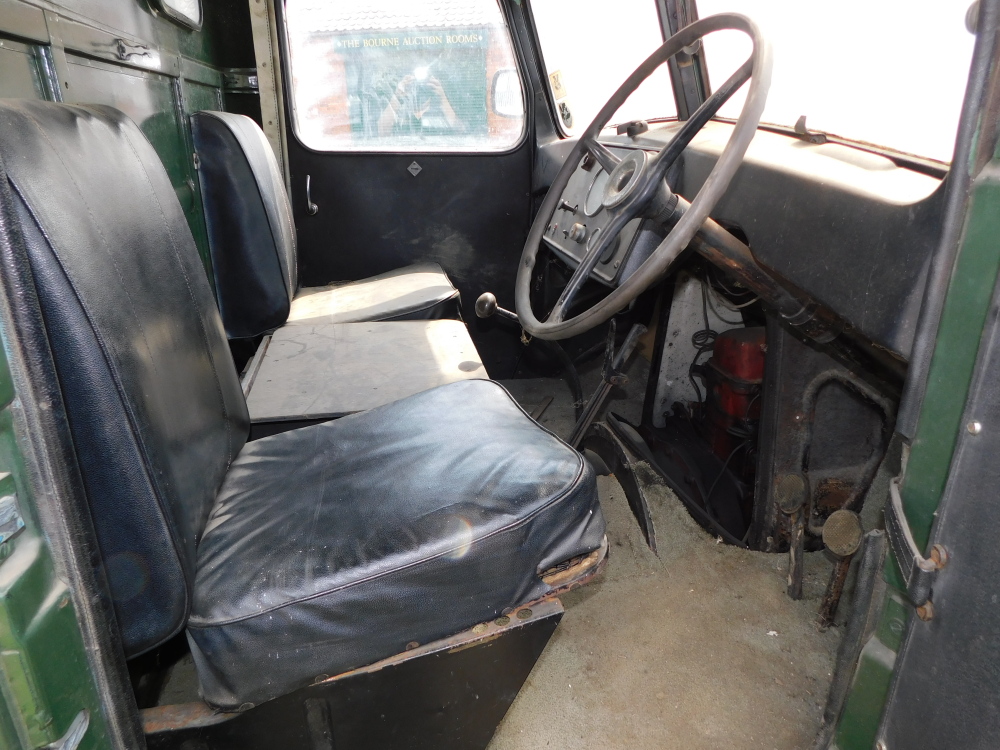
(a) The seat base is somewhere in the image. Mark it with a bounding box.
[286,262,460,326]
[242,320,486,422]
[145,599,564,750]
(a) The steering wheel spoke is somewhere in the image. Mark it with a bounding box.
[547,208,634,323]
[584,138,621,173]
[649,59,753,179]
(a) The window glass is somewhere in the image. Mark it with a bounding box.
[531,0,675,135]
[157,0,201,28]
[285,0,526,152]
[696,0,976,163]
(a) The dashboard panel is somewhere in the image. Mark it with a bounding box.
[540,146,644,286]
[535,121,945,359]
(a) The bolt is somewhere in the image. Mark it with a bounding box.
[916,600,935,621]
[930,544,949,569]
[967,420,983,434]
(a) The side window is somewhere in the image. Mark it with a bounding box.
[284,0,526,153]
[531,0,674,135]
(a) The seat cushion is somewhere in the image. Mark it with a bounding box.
[286,262,460,325]
[187,379,605,709]
[191,111,297,339]
[244,320,485,422]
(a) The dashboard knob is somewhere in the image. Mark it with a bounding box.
[568,223,587,243]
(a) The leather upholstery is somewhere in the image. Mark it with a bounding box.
[191,111,296,339]
[0,100,250,655]
[191,112,460,338]
[285,262,460,325]
[188,379,604,710]
[1,100,606,710]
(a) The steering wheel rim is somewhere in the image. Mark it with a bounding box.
[515,14,772,340]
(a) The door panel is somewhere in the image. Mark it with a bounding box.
[289,146,531,375]
[278,0,535,374]
[0,40,48,99]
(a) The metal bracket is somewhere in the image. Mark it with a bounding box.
[567,320,646,448]
[885,477,946,608]
[44,710,89,750]
[0,472,24,544]
[113,38,150,62]
[222,68,259,93]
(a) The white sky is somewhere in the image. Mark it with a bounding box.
[531,0,977,162]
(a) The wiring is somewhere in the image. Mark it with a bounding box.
[687,280,717,406]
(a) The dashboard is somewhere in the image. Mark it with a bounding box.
[541,146,646,286]
[535,121,946,359]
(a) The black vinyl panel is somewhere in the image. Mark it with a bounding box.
[289,145,532,375]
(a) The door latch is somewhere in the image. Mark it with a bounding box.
[113,39,150,62]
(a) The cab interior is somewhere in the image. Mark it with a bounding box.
[0,0,989,748]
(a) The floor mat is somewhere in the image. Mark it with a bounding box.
[490,471,841,750]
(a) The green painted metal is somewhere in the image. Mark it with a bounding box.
[831,592,908,750]
[0,0,257,277]
[0,366,114,749]
[831,158,1000,748]
[901,165,1000,549]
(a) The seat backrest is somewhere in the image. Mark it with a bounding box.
[0,100,250,656]
[191,111,298,339]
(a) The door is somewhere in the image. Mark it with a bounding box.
[276,0,536,373]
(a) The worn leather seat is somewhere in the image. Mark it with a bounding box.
[191,110,480,424]
[191,110,460,339]
[0,100,605,710]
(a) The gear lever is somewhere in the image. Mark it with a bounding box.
[475,292,519,323]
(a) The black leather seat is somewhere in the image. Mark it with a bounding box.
[191,110,460,339]
[0,100,605,710]
[191,110,483,424]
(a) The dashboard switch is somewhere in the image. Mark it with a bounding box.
[568,223,587,243]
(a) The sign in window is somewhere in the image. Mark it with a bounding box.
[285,0,526,153]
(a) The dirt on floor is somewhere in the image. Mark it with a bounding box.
[489,470,841,750]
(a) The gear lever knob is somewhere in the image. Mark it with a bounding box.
[475,292,497,318]
[475,292,518,322]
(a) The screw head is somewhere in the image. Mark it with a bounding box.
[968,420,983,434]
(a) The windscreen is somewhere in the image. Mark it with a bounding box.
[696,0,976,162]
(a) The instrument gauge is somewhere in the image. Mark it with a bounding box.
[584,169,610,217]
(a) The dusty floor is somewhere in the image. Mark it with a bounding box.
[488,471,841,750]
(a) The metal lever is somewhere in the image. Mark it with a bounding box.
[305,175,318,216]
[475,292,518,323]
[568,320,646,448]
[114,39,150,62]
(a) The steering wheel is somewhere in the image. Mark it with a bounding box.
[515,14,772,340]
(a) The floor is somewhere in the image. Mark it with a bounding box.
[489,472,841,750]
[492,364,842,750]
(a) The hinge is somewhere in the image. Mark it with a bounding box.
[885,477,948,613]
[0,473,24,545]
[222,68,259,94]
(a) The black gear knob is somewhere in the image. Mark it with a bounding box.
[475,292,518,322]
